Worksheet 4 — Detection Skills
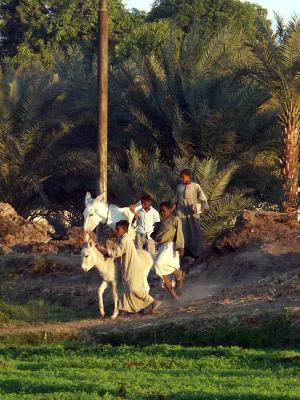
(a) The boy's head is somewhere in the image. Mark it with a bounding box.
[141,194,153,211]
[180,169,192,185]
[160,201,173,220]
[115,220,129,237]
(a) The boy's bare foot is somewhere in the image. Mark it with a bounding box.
[152,299,163,313]
[175,271,185,289]
[170,289,180,302]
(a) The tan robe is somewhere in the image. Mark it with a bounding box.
[109,234,153,313]
[151,216,184,250]
[176,182,209,257]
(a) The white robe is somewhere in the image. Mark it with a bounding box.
[155,242,180,277]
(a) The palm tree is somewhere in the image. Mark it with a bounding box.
[250,15,300,215]
[0,46,137,214]
[0,58,96,213]
[115,26,279,181]
[109,144,251,245]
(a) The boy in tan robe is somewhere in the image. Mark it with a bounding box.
[176,169,209,258]
[97,220,162,314]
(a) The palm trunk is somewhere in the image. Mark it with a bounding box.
[97,0,108,200]
[281,120,299,215]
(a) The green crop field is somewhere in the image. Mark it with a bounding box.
[0,344,299,399]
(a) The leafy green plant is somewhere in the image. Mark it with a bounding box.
[110,145,251,245]
[115,25,280,209]
[249,15,300,213]
[0,344,299,398]
[0,57,96,214]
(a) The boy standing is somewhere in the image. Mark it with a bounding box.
[176,169,209,258]
[130,194,160,255]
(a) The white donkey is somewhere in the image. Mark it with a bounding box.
[81,238,120,320]
[83,192,139,239]
[81,238,154,320]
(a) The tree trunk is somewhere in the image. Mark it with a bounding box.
[97,0,108,201]
[281,121,299,216]
[97,0,108,244]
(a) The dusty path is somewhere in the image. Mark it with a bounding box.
[0,280,299,339]
[0,210,299,341]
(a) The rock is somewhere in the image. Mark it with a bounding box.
[0,202,51,249]
[64,227,84,249]
[30,216,55,234]
[41,288,51,297]
[0,203,85,254]
[0,203,17,218]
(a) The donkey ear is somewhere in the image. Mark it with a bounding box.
[85,192,92,206]
[95,192,106,203]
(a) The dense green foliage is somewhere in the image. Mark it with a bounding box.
[0,344,299,399]
[0,0,271,67]
[0,0,137,65]
[0,0,172,67]
[149,0,271,36]
[0,59,97,213]
[0,0,299,242]
[110,149,252,243]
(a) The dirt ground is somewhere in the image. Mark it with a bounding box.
[0,210,299,340]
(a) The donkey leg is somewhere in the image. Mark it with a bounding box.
[98,281,108,318]
[111,281,119,320]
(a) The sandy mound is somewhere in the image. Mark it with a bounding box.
[215,210,300,253]
[17,227,85,255]
[0,202,85,254]
[0,203,51,250]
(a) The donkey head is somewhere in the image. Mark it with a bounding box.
[83,192,107,233]
[81,238,105,272]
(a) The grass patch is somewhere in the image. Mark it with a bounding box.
[90,313,300,348]
[0,312,299,348]
[0,344,299,399]
[0,300,95,327]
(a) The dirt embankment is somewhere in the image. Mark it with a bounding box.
[215,210,300,253]
[0,207,299,342]
[0,203,50,249]
[0,202,84,254]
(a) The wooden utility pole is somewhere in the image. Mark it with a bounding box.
[97,0,108,201]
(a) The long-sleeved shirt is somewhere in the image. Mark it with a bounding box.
[135,206,160,238]
[151,215,184,250]
[176,182,209,217]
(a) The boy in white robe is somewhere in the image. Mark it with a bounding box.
[151,201,185,301]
